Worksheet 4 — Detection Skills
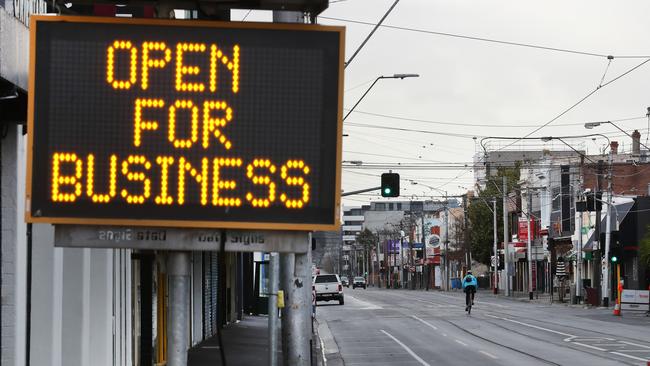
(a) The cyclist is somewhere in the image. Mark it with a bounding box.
[462,270,478,311]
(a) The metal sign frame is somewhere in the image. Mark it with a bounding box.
[54,224,310,252]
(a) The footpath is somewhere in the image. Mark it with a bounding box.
[187,315,322,366]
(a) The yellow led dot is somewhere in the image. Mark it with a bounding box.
[304,167,310,174]
[121,190,128,198]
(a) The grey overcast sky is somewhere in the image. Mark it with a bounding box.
[234,1,650,207]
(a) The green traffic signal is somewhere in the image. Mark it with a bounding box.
[381,173,400,197]
[611,255,618,263]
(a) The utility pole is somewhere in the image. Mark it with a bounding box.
[493,199,498,294]
[422,213,427,290]
[444,193,449,291]
[463,195,470,270]
[503,176,510,297]
[603,149,613,307]
[594,160,604,301]
[527,190,533,300]
[274,10,312,366]
[408,212,414,290]
[576,199,583,304]
[268,252,280,366]
[167,252,190,366]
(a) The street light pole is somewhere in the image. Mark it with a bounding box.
[585,121,650,151]
[603,148,613,307]
[343,74,419,121]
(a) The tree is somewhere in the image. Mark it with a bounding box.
[468,167,520,265]
[356,228,378,276]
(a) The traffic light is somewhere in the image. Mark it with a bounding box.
[609,251,619,263]
[586,192,603,211]
[381,173,400,197]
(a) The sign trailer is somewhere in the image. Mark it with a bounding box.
[26,16,343,232]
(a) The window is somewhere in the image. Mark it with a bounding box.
[397,203,402,210]
[388,203,394,210]
[552,187,561,211]
[375,203,386,211]
[314,275,338,283]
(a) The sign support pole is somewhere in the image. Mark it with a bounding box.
[274,10,312,366]
[269,252,280,366]
[167,251,191,366]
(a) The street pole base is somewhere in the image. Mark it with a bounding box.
[603,297,609,307]
[493,287,498,295]
[529,291,533,300]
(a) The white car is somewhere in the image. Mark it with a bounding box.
[312,274,344,305]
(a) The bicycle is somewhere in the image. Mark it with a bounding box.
[465,286,476,315]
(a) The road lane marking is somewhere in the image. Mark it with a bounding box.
[485,314,574,337]
[455,340,468,346]
[619,341,650,349]
[610,352,650,362]
[434,293,507,307]
[380,330,431,366]
[573,342,607,351]
[411,316,438,330]
[442,333,448,337]
[479,350,498,359]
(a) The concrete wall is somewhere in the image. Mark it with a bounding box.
[363,210,404,233]
[1,7,34,365]
[0,8,30,89]
[31,224,132,366]
[1,125,26,366]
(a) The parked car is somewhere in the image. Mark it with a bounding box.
[340,275,350,287]
[352,276,367,289]
[313,274,344,305]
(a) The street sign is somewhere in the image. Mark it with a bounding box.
[26,16,344,231]
[54,224,310,252]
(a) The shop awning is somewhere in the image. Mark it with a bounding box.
[583,199,634,252]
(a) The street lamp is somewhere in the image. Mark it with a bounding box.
[343,74,419,121]
[584,120,650,151]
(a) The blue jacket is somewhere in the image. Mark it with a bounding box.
[462,274,478,289]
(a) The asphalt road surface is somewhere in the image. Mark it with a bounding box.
[315,287,650,366]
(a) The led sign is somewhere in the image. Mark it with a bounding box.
[26,16,343,231]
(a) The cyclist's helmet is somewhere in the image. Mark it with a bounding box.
[467,270,472,274]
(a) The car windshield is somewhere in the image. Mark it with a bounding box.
[314,275,338,283]
[341,276,348,280]
[354,277,365,281]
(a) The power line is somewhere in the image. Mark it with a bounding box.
[345,109,646,129]
[320,16,650,59]
[346,122,483,138]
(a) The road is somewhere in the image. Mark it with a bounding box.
[315,287,650,366]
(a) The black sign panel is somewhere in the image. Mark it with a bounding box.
[27,16,343,231]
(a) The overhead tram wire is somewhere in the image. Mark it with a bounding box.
[319,17,650,60]
[344,109,647,129]
[500,57,650,150]
[346,122,484,138]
